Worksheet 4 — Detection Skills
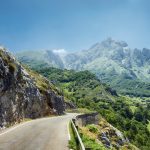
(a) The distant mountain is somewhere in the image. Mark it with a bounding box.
[63,38,150,80]
[16,49,65,69]
[16,38,150,97]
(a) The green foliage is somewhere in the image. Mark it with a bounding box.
[102,98,150,149]
[0,50,17,74]
[0,50,10,63]
[147,121,150,132]
[8,62,17,74]
[35,67,116,108]
[68,122,78,150]
[87,124,98,133]
[80,132,107,150]
[24,66,61,96]
[35,67,150,149]
[101,74,150,97]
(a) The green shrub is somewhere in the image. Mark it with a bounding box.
[87,124,98,133]
[81,133,107,150]
[8,63,16,74]
[68,122,78,150]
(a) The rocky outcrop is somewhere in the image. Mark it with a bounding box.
[75,112,99,126]
[0,48,65,128]
[98,118,130,149]
[65,101,76,109]
[78,115,137,150]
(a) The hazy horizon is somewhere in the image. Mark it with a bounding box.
[0,0,150,52]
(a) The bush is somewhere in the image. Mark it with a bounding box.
[81,133,107,150]
[87,124,98,133]
[8,63,16,74]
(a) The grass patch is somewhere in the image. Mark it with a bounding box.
[8,62,17,74]
[77,108,95,114]
[80,131,107,150]
[147,120,150,132]
[130,106,137,113]
[66,108,95,114]
[68,121,78,150]
[79,126,107,150]
[87,124,98,134]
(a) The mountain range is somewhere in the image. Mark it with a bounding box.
[16,38,150,96]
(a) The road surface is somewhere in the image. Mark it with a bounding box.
[0,113,76,150]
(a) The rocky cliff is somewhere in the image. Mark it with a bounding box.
[75,113,99,126]
[0,47,65,128]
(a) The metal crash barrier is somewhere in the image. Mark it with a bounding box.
[71,119,86,150]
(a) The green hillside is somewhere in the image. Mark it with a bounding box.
[35,67,150,150]
[98,74,150,97]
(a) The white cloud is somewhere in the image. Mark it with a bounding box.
[52,49,67,55]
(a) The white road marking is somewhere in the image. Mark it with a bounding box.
[0,121,30,136]
[0,116,55,136]
[0,114,75,137]
[67,122,71,140]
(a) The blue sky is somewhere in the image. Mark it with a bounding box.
[0,0,150,52]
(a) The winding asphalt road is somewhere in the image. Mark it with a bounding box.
[0,113,76,150]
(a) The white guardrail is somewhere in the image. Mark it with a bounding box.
[71,120,85,150]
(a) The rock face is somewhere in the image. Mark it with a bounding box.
[17,49,65,69]
[98,118,130,149]
[65,101,76,109]
[75,112,99,126]
[0,48,65,128]
[78,115,136,150]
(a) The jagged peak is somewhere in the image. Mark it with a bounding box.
[101,38,128,47]
[89,38,128,50]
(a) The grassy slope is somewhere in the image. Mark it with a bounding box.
[68,122,78,150]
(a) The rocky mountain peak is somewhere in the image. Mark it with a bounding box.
[101,38,128,48]
[142,48,150,60]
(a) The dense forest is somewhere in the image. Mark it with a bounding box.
[99,73,150,97]
[35,67,150,150]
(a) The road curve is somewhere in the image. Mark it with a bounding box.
[0,113,76,150]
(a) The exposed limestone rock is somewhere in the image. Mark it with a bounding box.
[65,101,76,109]
[77,115,137,150]
[75,112,99,126]
[0,48,65,128]
[98,118,130,149]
